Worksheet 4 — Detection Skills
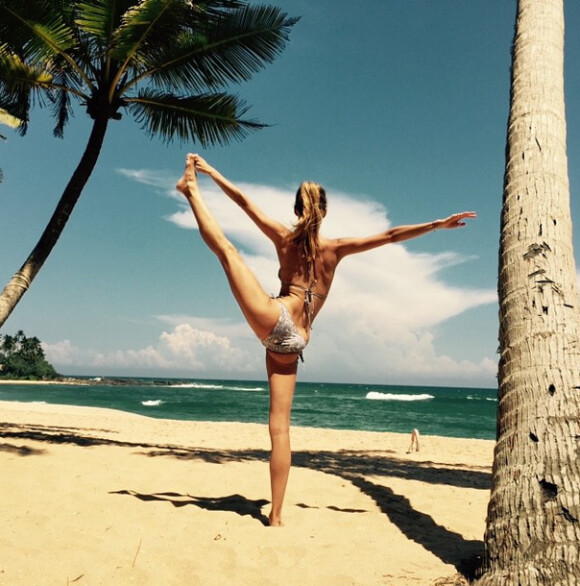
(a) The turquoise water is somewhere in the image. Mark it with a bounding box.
[0,378,497,440]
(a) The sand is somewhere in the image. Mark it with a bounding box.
[0,400,494,585]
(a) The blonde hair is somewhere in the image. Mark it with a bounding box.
[291,181,327,279]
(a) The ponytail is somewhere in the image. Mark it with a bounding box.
[291,181,327,279]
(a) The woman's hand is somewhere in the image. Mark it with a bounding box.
[437,211,477,229]
[192,154,214,176]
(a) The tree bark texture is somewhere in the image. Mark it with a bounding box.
[0,115,109,329]
[477,0,580,584]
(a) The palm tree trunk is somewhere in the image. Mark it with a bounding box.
[0,115,109,328]
[476,0,580,584]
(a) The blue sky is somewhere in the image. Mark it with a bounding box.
[2,0,580,388]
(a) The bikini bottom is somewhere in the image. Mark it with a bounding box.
[261,302,307,357]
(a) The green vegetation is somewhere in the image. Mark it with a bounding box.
[0,330,59,380]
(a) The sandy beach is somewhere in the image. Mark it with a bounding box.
[0,400,493,585]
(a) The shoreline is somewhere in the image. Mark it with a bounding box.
[0,399,496,449]
[0,378,88,385]
[0,395,494,442]
[0,376,166,386]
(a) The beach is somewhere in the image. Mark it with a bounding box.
[0,400,494,585]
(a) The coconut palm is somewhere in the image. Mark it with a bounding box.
[476,0,580,583]
[0,0,297,327]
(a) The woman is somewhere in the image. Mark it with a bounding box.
[176,153,475,526]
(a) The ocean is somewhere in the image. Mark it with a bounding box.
[0,378,497,440]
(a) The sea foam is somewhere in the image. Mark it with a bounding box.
[170,382,264,392]
[141,400,164,407]
[366,392,434,402]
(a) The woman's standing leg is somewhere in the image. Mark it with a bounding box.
[266,351,299,526]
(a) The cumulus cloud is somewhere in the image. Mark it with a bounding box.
[47,173,497,385]
[43,321,262,377]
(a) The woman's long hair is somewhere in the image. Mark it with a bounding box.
[290,181,327,280]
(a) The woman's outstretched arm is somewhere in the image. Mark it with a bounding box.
[334,211,477,261]
[192,154,289,244]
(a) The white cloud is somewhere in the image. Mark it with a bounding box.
[117,168,175,191]
[43,322,262,376]
[49,173,497,385]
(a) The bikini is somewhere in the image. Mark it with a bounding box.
[261,282,325,358]
[261,302,308,356]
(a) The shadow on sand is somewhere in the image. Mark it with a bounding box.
[110,489,270,526]
[1,421,488,578]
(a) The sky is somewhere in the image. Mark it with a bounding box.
[2,0,580,388]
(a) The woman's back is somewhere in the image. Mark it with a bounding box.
[276,236,341,330]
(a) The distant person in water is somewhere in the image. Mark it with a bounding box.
[176,154,475,526]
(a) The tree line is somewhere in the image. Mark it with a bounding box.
[0,330,58,380]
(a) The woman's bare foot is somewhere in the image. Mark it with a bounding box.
[268,513,284,527]
[176,154,199,196]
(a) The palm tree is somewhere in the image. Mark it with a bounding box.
[476,0,580,583]
[0,0,297,328]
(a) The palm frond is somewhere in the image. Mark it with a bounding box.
[0,48,55,134]
[126,88,265,145]
[0,93,29,135]
[122,3,298,94]
[74,0,135,42]
[110,1,257,74]
[50,68,73,138]
[0,0,94,90]
[111,0,190,70]
[207,4,299,69]
[0,0,76,59]
[0,107,22,129]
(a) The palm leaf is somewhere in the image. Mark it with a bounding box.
[0,0,93,89]
[110,1,268,78]
[208,4,299,67]
[122,4,297,95]
[111,0,189,71]
[0,48,56,133]
[0,0,76,59]
[74,0,135,42]
[126,89,265,145]
[0,106,22,129]
[49,67,72,137]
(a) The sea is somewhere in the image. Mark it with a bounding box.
[0,378,497,440]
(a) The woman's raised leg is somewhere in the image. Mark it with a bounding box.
[176,155,279,339]
[266,351,299,526]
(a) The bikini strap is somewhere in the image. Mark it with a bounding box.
[285,281,325,299]
[286,281,325,328]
